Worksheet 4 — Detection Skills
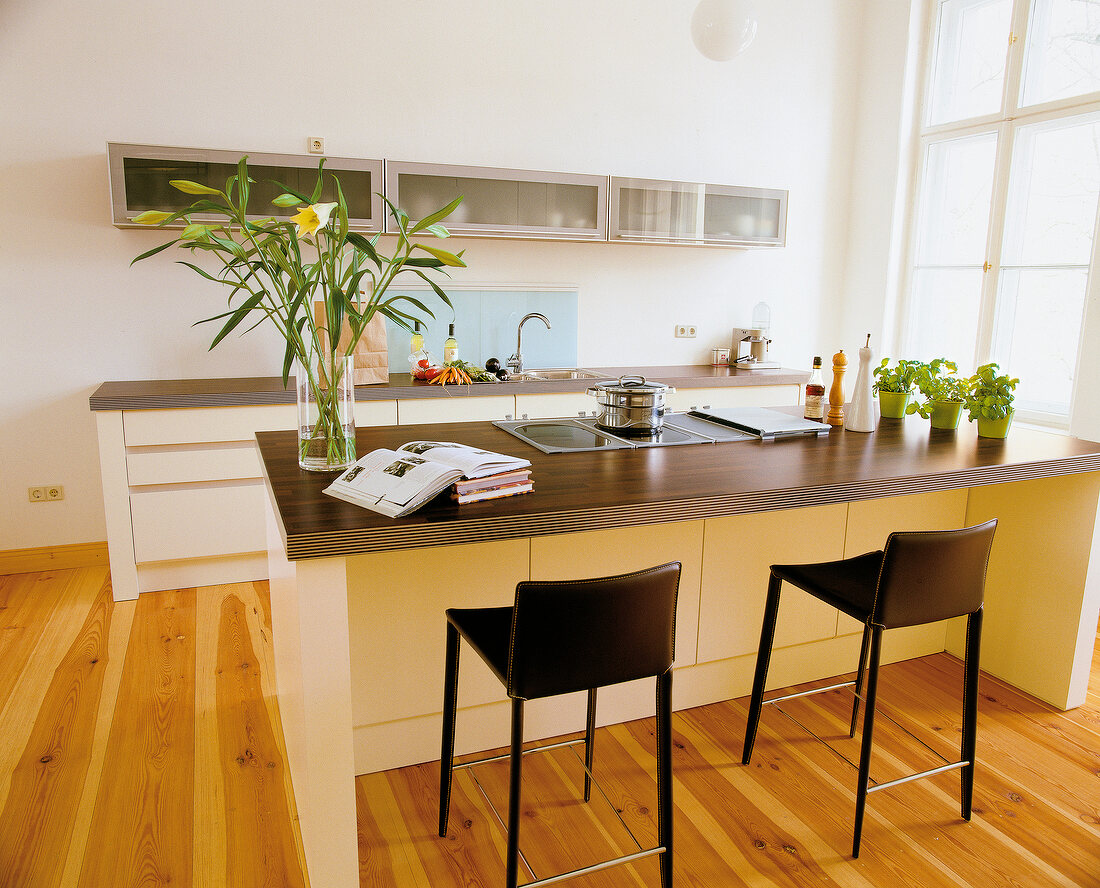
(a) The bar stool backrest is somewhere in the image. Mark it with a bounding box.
[506,561,681,701]
[873,519,998,629]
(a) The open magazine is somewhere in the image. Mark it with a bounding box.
[323,441,532,518]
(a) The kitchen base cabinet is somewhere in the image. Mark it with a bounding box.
[97,400,397,601]
[698,504,847,663]
[396,394,514,425]
[666,383,800,413]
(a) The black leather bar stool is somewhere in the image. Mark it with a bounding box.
[438,561,681,888]
[741,520,997,857]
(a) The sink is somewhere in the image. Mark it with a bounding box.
[514,368,602,380]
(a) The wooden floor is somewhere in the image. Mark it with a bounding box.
[2,568,1098,888]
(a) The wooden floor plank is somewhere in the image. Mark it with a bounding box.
[215,591,307,888]
[76,587,197,888]
[0,574,113,888]
[0,569,104,811]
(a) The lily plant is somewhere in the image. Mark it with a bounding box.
[131,156,465,468]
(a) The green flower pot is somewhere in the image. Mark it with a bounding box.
[878,391,910,419]
[976,410,1014,439]
[929,400,963,430]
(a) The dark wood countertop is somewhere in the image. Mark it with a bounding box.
[258,416,1100,560]
[88,366,807,410]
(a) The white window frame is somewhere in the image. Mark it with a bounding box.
[896,0,1100,430]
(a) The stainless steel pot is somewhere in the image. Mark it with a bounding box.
[586,375,675,435]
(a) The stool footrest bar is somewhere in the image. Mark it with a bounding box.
[866,760,969,794]
[763,680,855,706]
[524,846,666,887]
[454,738,583,771]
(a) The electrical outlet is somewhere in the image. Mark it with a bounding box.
[674,324,697,339]
[46,485,64,501]
[28,486,46,503]
[308,136,325,154]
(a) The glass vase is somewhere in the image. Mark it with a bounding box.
[296,354,356,472]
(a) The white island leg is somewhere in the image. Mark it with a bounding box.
[266,490,358,888]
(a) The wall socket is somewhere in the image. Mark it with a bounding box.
[28,485,64,502]
[674,324,697,338]
[308,136,325,154]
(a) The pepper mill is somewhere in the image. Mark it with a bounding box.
[845,334,877,433]
[827,349,847,427]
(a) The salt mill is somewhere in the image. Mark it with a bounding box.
[827,349,848,427]
[845,334,877,433]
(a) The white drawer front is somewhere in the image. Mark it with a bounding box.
[397,395,515,425]
[127,443,261,485]
[130,482,266,562]
[666,384,799,413]
[514,392,595,420]
[124,404,297,445]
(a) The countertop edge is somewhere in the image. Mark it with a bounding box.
[88,367,808,411]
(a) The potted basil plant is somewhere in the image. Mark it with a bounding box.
[965,363,1019,438]
[872,358,924,419]
[907,358,968,430]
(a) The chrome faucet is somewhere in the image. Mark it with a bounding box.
[507,312,551,374]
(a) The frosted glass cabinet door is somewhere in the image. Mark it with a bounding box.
[385,161,608,240]
[108,143,385,231]
[610,177,787,246]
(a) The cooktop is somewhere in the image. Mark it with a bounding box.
[494,412,755,454]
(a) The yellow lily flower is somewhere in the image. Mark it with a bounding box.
[290,202,338,239]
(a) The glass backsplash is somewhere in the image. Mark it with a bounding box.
[383,288,579,373]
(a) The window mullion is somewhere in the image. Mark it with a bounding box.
[974,120,1016,367]
[1003,0,1032,118]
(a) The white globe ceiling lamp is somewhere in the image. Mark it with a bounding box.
[691,0,758,61]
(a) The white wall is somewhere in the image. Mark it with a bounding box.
[0,0,912,549]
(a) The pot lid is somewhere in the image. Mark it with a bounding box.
[587,375,675,395]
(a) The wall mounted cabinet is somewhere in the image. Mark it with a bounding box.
[108,142,384,230]
[109,143,786,248]
[385,160,608,241]
[610,177,787,246]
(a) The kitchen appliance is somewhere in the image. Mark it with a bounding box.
[494,407,826,454]
[585,375,675,435]
[730,327,780,370]
[494,413,753,454]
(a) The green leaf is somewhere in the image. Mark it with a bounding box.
[175,260,224,283]
[130,239,177,265]
[237,156,251,211]
[346,231,383,267]
[272,193,301,208]
[413,243,466,267]
[424,224,451,238]
[412,269,454,310]
[210,234,248,259]
[206,291,266,349]
[310,158,327,203]
[171,179,224,196]
[410,195,464,234]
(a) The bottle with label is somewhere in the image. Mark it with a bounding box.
[443,323,459,364]
[804,356,825,421]
[410,320,424,356]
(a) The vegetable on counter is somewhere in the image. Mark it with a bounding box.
[428,360,498,386]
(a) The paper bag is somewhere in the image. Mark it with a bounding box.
[313,303,390,385]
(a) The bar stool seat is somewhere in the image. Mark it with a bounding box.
[439,562,682,888]
[742,520,998,858]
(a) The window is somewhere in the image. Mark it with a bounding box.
[901,0,1100,425]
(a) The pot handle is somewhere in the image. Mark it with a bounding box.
[618,375,647,386]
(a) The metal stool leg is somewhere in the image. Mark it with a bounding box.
[584,688,597,802]
[657,670,674,888]
[850,623,872,738]
[852,625,883,858]
[743,572,783,764]
[961,608,983,820]
[506,698,525,888]
[438,621,460,837]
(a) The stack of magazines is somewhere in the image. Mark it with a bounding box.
[452,468,533,504]
[323,441,532,518]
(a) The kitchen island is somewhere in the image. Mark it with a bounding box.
[259,416,1100,888]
